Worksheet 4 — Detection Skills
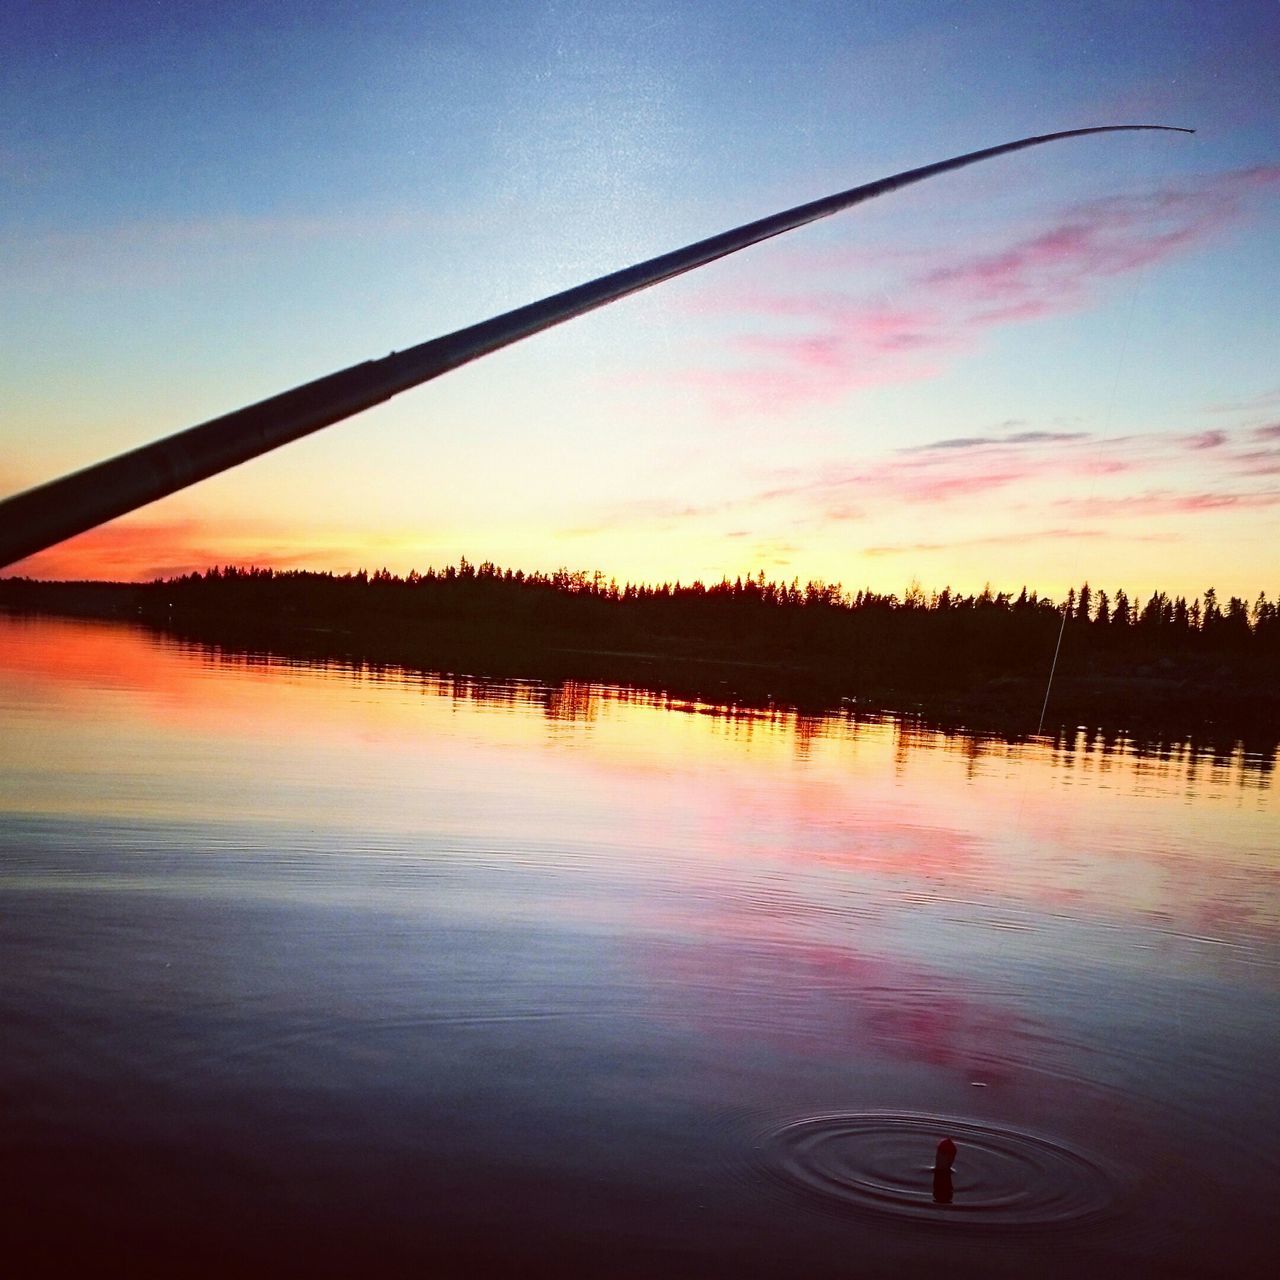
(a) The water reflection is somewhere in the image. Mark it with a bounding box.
[0,615,1277,1276]
[11,613,1271,781]
[1,617,1277,948]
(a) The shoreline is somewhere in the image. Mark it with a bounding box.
[3,580,1277,751]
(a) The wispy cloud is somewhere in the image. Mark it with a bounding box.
[1231,450,1280,477]
[900,430,1087,453]
[1053,489,1280,519]
[1180,429,1229,451]
[794,422,1280,521]
[561,420,1280,547]
[16,421,1279,583]
[915,172,1275,315]
[682,166,1280,409]
[753,428,1129,516]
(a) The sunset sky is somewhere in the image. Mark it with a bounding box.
[4,1,1278,601]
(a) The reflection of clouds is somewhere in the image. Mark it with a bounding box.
[642,928,1047,1085]
[3,617,1275,954]
[745,814,989,882]
[1124,836,1280,956]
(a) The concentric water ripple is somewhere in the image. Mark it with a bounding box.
[758,1112,1114,1228]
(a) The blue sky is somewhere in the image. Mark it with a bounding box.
[3,1,1278,597]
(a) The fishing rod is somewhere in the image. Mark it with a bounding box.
[0,125,1192,571]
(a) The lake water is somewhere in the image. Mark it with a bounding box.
[1,614,1277,1277]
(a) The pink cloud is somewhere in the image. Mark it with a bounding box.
[745,422,1280,530]
[567,421,1280,552]
[917,178,1262,316]
[752,429,1134,518]
[680,166,1280,410]
[1181,430,1229,450]
[1223,448,1280,477]
[677,354,939,414]
[1077,456,1135,476]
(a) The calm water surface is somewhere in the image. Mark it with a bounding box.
[2,615,1277,1276]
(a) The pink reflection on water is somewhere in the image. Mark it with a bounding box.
[1,615,1276,961]
[643,922,1048,1087]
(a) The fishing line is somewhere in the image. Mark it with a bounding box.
[1036,603,1070,736]
[1033,196,1151,741]
[999,255,1150,1040]
[1012,146,1159,852]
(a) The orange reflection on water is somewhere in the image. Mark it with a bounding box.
[1,614,1276,959]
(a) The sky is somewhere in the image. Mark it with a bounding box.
[3,0,1279,602]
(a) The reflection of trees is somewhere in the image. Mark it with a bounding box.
[791,714,823,760]
[542,681,598,725]
[2,565,1276,752]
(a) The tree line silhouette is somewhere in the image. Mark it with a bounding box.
[2,562,1277,733]
[151,561,1279,656]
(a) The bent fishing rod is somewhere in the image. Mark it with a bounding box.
[0,124,1192,570]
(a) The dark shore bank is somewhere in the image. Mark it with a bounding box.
[2,571,1277,755]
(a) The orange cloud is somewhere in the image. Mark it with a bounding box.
[1,519,223,582]
[0,515,404,583]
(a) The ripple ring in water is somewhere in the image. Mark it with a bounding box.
[759,1112,1114,1229]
